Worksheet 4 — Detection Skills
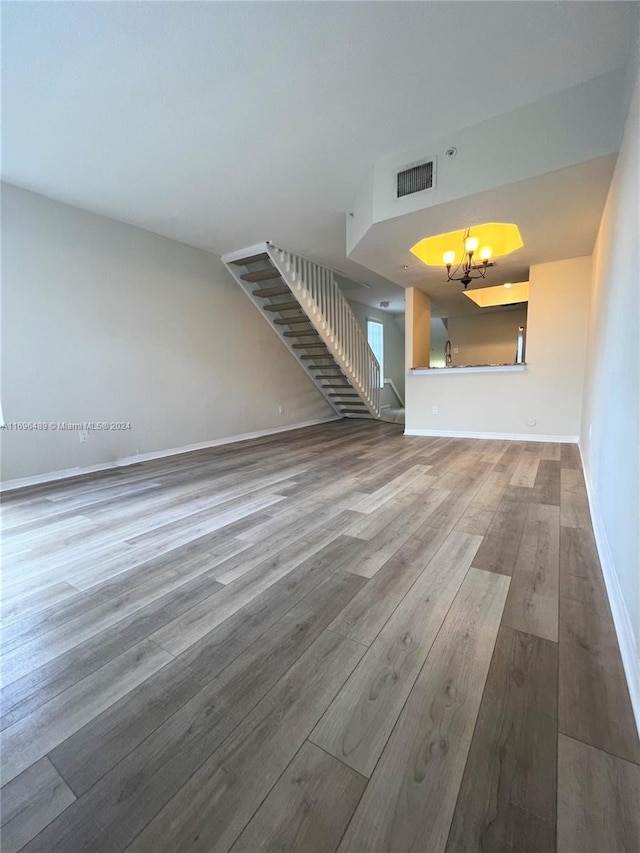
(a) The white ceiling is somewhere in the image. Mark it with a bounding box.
[350,155,618,317]
[3,2,639,311]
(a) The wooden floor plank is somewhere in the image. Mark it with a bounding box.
[179,535,366,678]
[1,582,79,626]
[342,490,450,578]
[1,421,633,853]
[0,757,76,853]
[344,480,444,541]
[349,464,433,514]
[510,450,541,488]
[47,568,366,800]
[1,570,225,683]
[229,741,367,853]
[471,489,530,576]
[559,526,640,764]
[557,734,640,853]
[122,631,366,853]
[149,516,354,655]
[0,573,222,731]
[560,467,591,529]
[541,443,561,461]
[502,503,560,642]
[559,443,581,469]
[311,531,481,777]
[337,568,510,853]
[213,509,357,585]
[446,626,557,853]
[531,459,561,505]
[329,525,449,646]
[1,639,172,786]
[454,502,496,535]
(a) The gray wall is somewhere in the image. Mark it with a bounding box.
[346,300,405,406]
[0,184,333,482]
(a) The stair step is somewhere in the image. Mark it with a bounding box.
[253,286,290,298]
[342,410,372,415]
[339,401,367,407]
[273,317,308,326]
[284,330,319,337]
[327,392,359,398]
[230,252,270,266]
[307,367,343,372]
[242,268,281,283]
[264,302,302,312]
[292,343,328,349]
[300,354,333,359]
[322,383,351,388]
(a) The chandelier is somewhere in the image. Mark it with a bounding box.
[410,222,523,289]
[443,228,492,288]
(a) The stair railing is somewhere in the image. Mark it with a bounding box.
[268,244,381,417]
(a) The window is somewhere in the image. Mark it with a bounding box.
[367,319,384,387]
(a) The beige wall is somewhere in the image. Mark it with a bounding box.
[0,184,333,483]
[405,255,592,438]
[447,306,528,367]
[580,56,639,715]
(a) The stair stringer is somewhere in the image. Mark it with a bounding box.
[221,244,347,418]
[221,243,380,419]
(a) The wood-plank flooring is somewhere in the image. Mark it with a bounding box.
[1,420,638,853]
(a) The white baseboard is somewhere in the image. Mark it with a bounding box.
[0,416,340,493]
[579,442,640,737]
[403,428,579,443]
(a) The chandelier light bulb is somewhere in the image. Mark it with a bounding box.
[409,223,523,290]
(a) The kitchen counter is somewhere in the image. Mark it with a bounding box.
[411,364,526,375]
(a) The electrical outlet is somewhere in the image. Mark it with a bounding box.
[79,429,88,443]
[432,406,438,415]
[278,405,285,415]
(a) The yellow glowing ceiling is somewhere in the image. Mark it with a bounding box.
[463,281,529,308]
[410,222,523,266]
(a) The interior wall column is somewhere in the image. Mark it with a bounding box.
[405,287,431,369]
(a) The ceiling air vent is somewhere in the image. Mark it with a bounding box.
[395,158,435,199]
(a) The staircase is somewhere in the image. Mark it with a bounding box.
[221,243,381,419]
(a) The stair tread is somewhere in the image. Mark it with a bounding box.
[242,268,281,283]
[253,287,290,298]
[284,332,319,339]
[273,317,309,325]
[292,343,328,349]
[230,252,269,266]
[264,302,302,312]
[322,383,351,388]
[327,393,359,397]
[300,354,333,359]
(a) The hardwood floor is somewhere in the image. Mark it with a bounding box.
[1,420,638,853]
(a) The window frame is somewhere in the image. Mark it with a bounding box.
[366,318,385,388]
